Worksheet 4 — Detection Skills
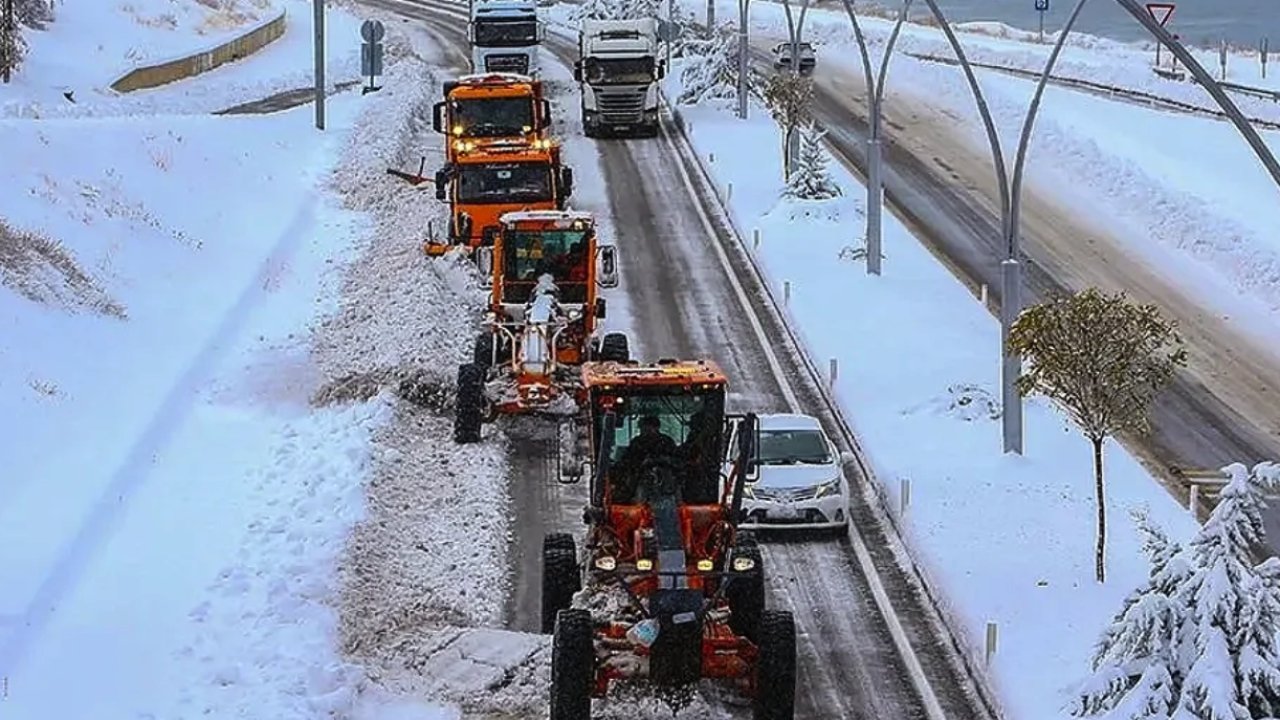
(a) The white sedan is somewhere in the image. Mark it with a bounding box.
[734,413,850,532]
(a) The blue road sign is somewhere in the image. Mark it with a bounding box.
[1034,0,1049,10]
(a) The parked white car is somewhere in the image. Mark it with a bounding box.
[731,413,849,532]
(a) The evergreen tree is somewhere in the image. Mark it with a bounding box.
[785,123,840,200]
[1070,462,1280,720]
[677,22,736,105]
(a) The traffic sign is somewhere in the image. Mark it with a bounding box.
[656,18,681,43]
[361,19,386,43]
[1144,2,1175,27]
[1034,0,1048,11]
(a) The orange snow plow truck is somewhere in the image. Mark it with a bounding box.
[433,73,552,163]
[427,137,573,256]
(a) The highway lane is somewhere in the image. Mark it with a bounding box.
[363,2,996,716]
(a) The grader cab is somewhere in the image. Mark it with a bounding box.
[542,359,797,719]
[453,211,629,444]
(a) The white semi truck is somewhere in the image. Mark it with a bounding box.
[470,0,542,76]
[574,18,665,138]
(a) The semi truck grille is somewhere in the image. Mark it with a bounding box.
[485,54,529,74]
[596,91,645,121]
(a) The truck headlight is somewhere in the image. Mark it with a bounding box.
[814,478,843,498]
[635,558,653,571]
[594,556,617,571]
[695,559,714,572]
[732,556,756,572]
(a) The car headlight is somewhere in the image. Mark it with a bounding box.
[594,556,616,571]
[814,478,843,498]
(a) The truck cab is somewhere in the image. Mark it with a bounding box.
[434,73,553,163]
[470,0,543,76]
[575,18,665,138]
[428,138,574,256]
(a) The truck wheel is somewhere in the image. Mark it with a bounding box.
[726,542,764,642]
[551,609,594,720]
[644,122,660,138]
[473,332,495,368]
[598,332,629,363]
[542,534,581,634]
[753,610,796,720]
[453,363,485,444]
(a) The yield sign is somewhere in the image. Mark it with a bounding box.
[1145,2,1176,27]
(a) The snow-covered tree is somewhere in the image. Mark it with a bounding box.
[1070,462,1280,720]
[1009,288,1186,583]
[785,123,840,200]
[760,71,813,178]
[1,0,53,79]
[676,21,737,105]
[577,0,656,21]
[16,0,53,28]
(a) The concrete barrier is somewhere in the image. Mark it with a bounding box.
[110,9,287,93]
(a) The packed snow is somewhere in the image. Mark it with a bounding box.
[661,55,1206,719]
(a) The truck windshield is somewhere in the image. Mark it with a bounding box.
[584,57,654,85]
[502,228,590,303]
[474,19,537,46]
[457,163,553,204]
[451,97,536,137]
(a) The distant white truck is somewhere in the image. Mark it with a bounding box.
[470,0,543,76]
[574,18,665,138]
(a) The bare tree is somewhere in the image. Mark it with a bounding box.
[1008,287,1186,583]
[761,72,813,179]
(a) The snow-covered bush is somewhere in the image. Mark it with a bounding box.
[577,0,657,21]
[677,22,738,106]
[785,123,840,200]
[1070,461,1280,720]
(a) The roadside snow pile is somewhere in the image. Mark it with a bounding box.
[663,61,1200,720]
[171,398,393,720]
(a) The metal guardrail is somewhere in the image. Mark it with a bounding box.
[109,9,287,93]
[908,52,1280,132]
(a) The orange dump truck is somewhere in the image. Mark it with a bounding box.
[428,137,573,256]
[433,72,552,163]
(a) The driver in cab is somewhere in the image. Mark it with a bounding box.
[613,415,677,503]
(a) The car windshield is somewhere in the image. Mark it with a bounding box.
[584,57,655,85]
[502,228,590,303]
[456,163,553,204]
[450,97,536,137]
[473,19,537,46]
[758,429,831,465]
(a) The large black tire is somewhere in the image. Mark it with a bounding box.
[550,609,594,720]
[726,543,764,642]
[598,332,629,363]
[754,610,797,720]
[473,332,494,368]
[453,363,485,444]
[542,534,581,634]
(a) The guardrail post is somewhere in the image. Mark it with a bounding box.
[980,283,988,306]
[753,228,761,249]
[726,182,733,202]
[1189,484,1200,516]
[783,280,791,305]
[899,477,911,516]
[828,358,838,390]
[985,622,998,666]
[709,152,715,164]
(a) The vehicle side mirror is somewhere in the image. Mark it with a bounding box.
[434,169,448,201]
[482,226,500,247]
[475,246,494,277]
[539,99,552,130]
[573,60,583,82]
[432,101,446,134]
[560,166,574,198]
[657,60,666,80]
[594,297,607,319]
[597,245,618,288]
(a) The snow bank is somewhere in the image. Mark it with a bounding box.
[663,61,1200,720]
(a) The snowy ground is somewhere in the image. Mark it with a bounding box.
[661,60,1203,719]
[2,0,364,118]
[0,1,519,717]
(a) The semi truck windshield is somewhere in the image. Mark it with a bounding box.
[584,57,654,85]
[474,19,537,46]
[451,97,535,137]
[457,163,553,203]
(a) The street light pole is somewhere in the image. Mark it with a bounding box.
[313,0,326,130]
[1,0,14,84]
[737,0,749,119]
[839,0,911,276]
